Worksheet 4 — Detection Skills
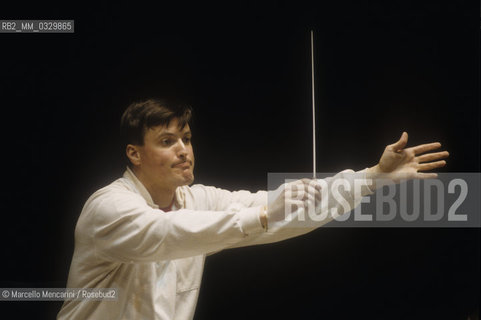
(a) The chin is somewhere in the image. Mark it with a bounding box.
[180,172,194,186]
[185,175,194,185]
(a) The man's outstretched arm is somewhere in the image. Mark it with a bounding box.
[227,131,449,248]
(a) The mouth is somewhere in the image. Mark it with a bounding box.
[172,160,192,169]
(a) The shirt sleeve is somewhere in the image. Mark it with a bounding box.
[224,168,375,249]
[82,189,265,263]
[186,184,268,211]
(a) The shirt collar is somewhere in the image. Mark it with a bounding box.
[122,166,184,210]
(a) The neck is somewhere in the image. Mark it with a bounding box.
[131,167,176,208]
[150,188,176,209]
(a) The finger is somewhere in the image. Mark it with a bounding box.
[285,183,305,199]
[299,186,316,201]
[315,187,323,200]
[416,151,449,163]
[307,184,318,195]
[412,142,442,155]
[299,185,315,202]
[388,132,408,152]
[285,199,305,208]
[418,160,446,171]
[416,172,438,179]
[302,179,323,195]
[289,190,306,200]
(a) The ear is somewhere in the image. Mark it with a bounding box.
[126,144,141,166]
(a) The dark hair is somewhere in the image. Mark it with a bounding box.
[120,98,192,164]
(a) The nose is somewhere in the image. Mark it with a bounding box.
[177,139,188,159]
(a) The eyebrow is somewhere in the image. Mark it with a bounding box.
[157,131,192,138]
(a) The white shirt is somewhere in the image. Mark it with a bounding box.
[57,167,373,320]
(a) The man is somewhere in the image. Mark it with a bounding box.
[57,98,449,319]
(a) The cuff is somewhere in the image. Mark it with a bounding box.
[359,168,376,196]
[238,206,265,236]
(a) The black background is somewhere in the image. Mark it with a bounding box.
[0,1,479,319]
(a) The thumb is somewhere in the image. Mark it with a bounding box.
[389,132,408,152]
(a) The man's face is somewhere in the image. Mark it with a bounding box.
[134,118,195,190]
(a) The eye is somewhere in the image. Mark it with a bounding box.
[183,137,191,144]
[161,138,173,146]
